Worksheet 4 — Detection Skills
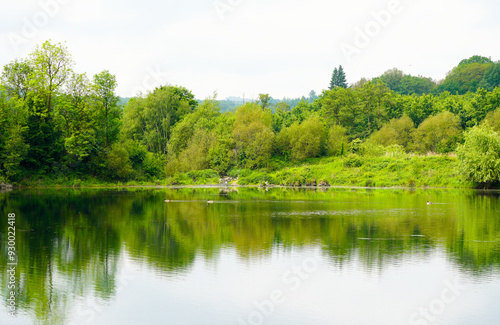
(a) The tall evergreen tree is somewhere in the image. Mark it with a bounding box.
[337,65,348,88]
[329,65,348,89]
[329,68,338,90]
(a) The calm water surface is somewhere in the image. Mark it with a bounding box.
[1,187,500,325]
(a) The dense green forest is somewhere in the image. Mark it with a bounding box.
[1,41,500,187]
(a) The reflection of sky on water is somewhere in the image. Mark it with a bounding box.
[53,247,500,325]
[1,188,500,325]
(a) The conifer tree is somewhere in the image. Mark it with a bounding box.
[329,65,348,89]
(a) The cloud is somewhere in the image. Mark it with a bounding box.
[1,0,499,99]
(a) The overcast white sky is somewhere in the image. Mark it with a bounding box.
[1,0,499,100]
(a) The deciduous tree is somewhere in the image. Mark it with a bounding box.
[413,111,461,153]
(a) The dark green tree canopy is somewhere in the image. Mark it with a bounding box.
[459,55,493,66]
[374,68,436,95]
[439,56,494,94]
[479,62,500,91]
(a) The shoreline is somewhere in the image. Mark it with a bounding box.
[2,183,491,191]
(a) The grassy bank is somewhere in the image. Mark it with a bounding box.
[233,154,468,188]
[12,153,472,189]
[163,153,470,188]
[16,177,167,189]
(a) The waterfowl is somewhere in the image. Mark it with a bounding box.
[164,199,171,203]
[207,199,214,204]
[427,201,433,205]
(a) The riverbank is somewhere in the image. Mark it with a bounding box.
[235,154,468,188]
[10,153,482,189]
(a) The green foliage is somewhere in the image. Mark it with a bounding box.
[413,111,462,153]
[233,103,274,168]
[258,93,271,109]
[376,68,404,92]
[126,140,165,180]
[376,68,436,95]
[28,40,74,113]
[360,141,385,157]
[456,125,500,187]
[0,41,499,187]
[60,72,95,163]
[358,81,392,137]
[165,98,235,175]
[122,85,197,155]
[105,143,133,180]
[329,65,347,89]
[1,59,32,99]
[321,87,356,126]
[1,124,29,181]
[349,138,363,154]
[167,98,220,157]
[370,115,415,150]
[288,115,325,161]
[0,88,29,181]
[483,107,500,134]
[208,113,236,174]
[403,94,436,126]
[24,103,64,173]
[439,61,490,95]
[176,128,216,171]
[93,70,120,150]
[458,55,493,66]
[327,124,348,156]
[479,63,500,91]
[399,75,436,95]
[344,154,363,167]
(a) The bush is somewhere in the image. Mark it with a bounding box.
[344,154,363,167]
[238,170,276,185]
[228,169,251,178]
[456,125,500,187]
[370,115,415,151]
[143,152,165,179]
[360,141,385,157]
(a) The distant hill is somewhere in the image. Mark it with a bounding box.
[118,97,131,107]
[120,96,317,112]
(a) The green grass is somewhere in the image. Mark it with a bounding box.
[17,175,167,188]
[13,154,472,189]
[236,154,469,188]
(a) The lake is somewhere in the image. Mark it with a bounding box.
[1,187,500,325]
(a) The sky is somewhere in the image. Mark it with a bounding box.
[1,0,499,100]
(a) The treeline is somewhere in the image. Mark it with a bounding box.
[1,41,500,185]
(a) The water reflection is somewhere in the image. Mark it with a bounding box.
[1,188,500,324]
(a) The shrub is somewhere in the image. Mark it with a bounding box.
[344,154,363,167]
[186,169,219,182]
[370,115,415,151]
[456,125,500,187]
